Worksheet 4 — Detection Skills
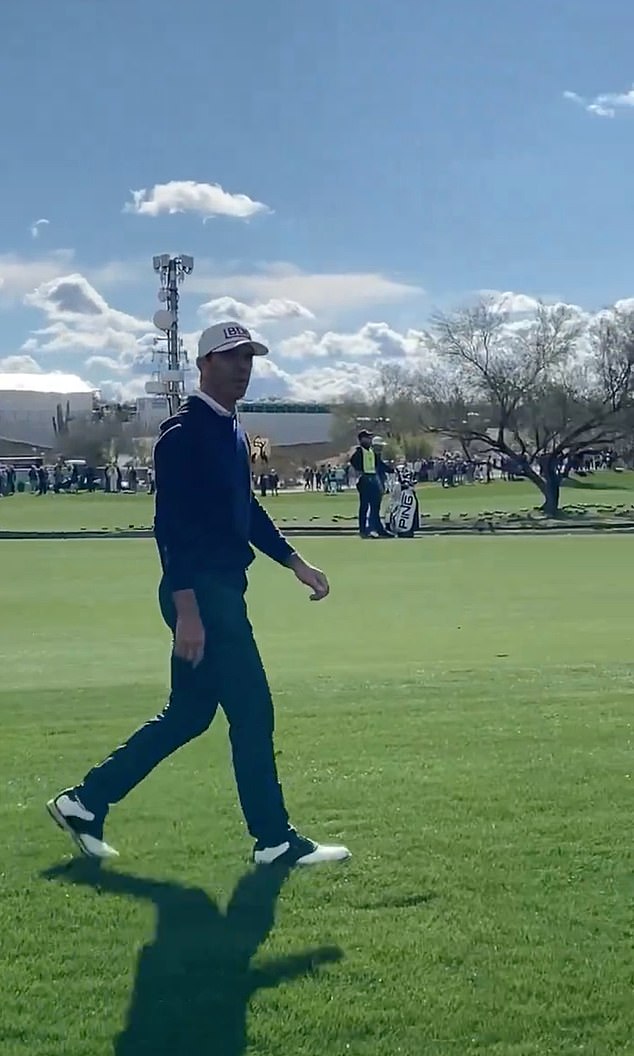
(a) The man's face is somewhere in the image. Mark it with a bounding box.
[360,435,371,449]
[201,345,255,402]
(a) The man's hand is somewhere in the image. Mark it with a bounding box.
[173,590,206,666]
[174,613,206,666]
[287,554,330,601]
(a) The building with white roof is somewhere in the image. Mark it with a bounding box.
[0,373,96,447]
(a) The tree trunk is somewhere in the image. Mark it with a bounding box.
[541,460,561,517]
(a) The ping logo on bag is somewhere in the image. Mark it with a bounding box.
[397,491,415,530]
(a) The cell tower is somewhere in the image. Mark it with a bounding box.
[145,253,194,415]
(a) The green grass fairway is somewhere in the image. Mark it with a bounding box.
[1,537,634,1054]
[2,471,634,532]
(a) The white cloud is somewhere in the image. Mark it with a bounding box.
[24,324,155,359]
[587,103,616,118]
[275,331,327,360]
[198,295,314,329]
[20,274,154,383]
[483,291,541,315]
[97,375,155,402]
[0,252,145,301]
[106,330,407,407]
[30,218,50,239]
[188,262,422,314]
[16,279,633,411]
[25,273,149,331]
[277,321,424,361]
[0,372,94,394]
[85,355,131,375]
[124,180,270,220]
[283,362,381,402]
[0,250,75,301]
[246,355,296,398]
[75,258,423,314]
[245,355,381,402]
[480,290,589,324]
[11,287,425,406]
[563,84,634,119]
[0,354,43,373]
[247,320,426,401]
[86,259,147,288]
[26,274,109,318]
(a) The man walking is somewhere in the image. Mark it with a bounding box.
[47,322,350,869]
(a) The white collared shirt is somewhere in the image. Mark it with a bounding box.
[191,389,233,417]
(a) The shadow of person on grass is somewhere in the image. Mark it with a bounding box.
[42,860,342,1056]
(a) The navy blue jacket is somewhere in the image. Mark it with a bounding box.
[153,396,294,591]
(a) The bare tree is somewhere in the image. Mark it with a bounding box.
[400,433,433,461]
[374,363,429,435]
[330,399,373,450]
[330,363,430,456]
[418,299,634,515]
[54,417,127,465]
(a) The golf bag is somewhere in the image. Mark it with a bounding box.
[386,479,420,537]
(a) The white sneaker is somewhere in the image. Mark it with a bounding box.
[46,790,119,860]
[254,830,351,867]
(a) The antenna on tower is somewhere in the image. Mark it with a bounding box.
[145,254,194,414]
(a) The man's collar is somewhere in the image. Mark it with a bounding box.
[191,390,233,418]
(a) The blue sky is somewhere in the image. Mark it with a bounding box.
[2,0,634,400]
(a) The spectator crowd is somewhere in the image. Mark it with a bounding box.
[0,459,155,498]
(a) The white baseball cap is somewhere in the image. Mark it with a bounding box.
[197,321,269,362]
